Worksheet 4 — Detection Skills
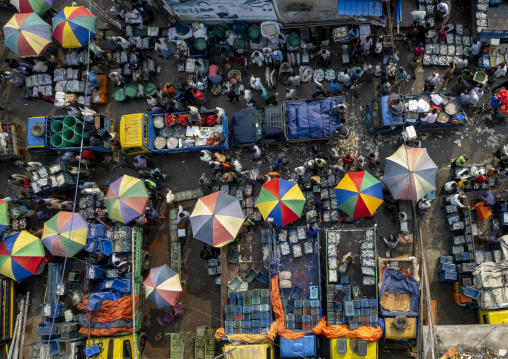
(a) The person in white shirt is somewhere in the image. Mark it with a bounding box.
[436,2,449,18]
[112,36,130,50]
[154,38,171,58]
[176,40,188,56]
[233,160,244,173]
[176,205,190,224]
[460,91,470,105]
[240,90,254,107]
[251,51,264,67]
[286,88,297,100]
[318,49,331,66]
[422,109,438,124]
[109,71,123,86]
[446,193,469,208]
[429,72,440,87]
[288,75,301,88]
[418,197,431,212]
[492,63,507,82]
[262,48,273,64]
[455,58,468,70]
[295,166,305,177]
[474,85,485,99]
[361,35,373,57]
[443,181,459,193]
[214,107,225,124]
[250,76,264,91]
[470,39,482,62]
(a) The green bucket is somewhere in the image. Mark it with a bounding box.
[124,84,137,98]
[288,32,300,48]
[50,134,71,148]
[62,128,81,145]
[194,38,207,51]
[51,120,64,134]
[63,116,80,128]
[113,88,126,102]
[144,82,157,96]
[248,25,261,40]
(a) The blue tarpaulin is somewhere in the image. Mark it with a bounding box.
[338,0,383,17]
[379,267,420,317]
[286,104,298,140]
[308,101,322,139]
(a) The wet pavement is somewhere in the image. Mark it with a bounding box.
[0,0,507,358]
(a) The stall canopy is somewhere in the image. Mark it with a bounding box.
[11,0,53,14]
[0,231,45,281]
[41,211,88,257]
[337,0,383,17]
[52,6,97,48]
[105,175,149,224]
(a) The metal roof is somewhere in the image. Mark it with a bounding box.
[337,0,383,17]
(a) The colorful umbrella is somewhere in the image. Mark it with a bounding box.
[0,231,45,281]
[105,175,149,224]
[256,178,305,227]
[11,0,52,15]
[52,6,97,48]
[143,264,182,309]
[0,199,9,238]
[383,145,437,201]
[190,192,244,248]
[335,171,383,218]
[3,12,51,57]
[41,212,88,257]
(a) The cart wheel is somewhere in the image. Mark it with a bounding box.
[30,123,45,137]
[142,250,151,272]
[137,332,146,353]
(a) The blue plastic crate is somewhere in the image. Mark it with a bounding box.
[85,238,102,252]
[84,344,101,358]
[290,285,303,300]
[461,252,470,261]
[354,309,361,316]
[261,312,270,320]
[439,256,453,264]
[344,301,354,316]
[261,297,270,305]
[49,340,61,355]
[233,305,242,314]
[243,313,251,321]
[340,276,350,284]
[38,322,59,339]
[242,305,252,314]
[439,263,455,272]
[311,300,320,308]
[335,321,343,325]
[294,300,303,307]
[106,290,122,301]
[368,299,378,308]
[349,322,359,330]
[335,302,343,311]
[310,285,319,299]
[111,278,130,293]
[463,286,480,299]
[242,320,251,328]
[370,322,378,328]
[260,304,269,312]
[287,322,295,329]
[251,327,261,334]
[286,314,294,322]
[252,319,261,327]
[439,271,458,282]
[102,240,113,255]
[255,271,269,284]
[369,314,378,322]
[261,319,270,327]
[225,327,234,335]
[229,293,237,305]
[86,265,104,279]
[360,308,369,316]
[86,298,103,310]
[353,300,360,309]
[360,299,369,308]
[302,314,311,323]
[251,312,260,320]
[252,304,260,313]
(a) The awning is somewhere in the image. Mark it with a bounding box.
[338,0,383,17]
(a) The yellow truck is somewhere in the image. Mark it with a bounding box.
[325,338,378,359]
[86,336,141,359]
[222,343,275,359]
[479,309,508,324]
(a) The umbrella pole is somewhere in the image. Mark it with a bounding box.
[131,229,138,358]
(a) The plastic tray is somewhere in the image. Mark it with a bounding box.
[244,269,258,283]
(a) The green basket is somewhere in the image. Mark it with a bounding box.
[248,24,261,40]
[113,88,126,101]
[288,32,300,48]
[244,268,258,283]
[143,82,157,96]
[123,84,137,98]
[194,37,207,51]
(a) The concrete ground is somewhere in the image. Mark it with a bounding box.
[0,0,507,358]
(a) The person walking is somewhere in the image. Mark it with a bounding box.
[225,87,239,103]
[405,27,418,50]
[361,35,373,57]
[240,90,255,107]
[412,43,425,60]
[343,154,354,171]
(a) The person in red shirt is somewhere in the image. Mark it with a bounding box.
[192,89,206,105]
[412,43,425,59]
[343,154,355,171]
[438,26,447,43]
[405,27,418,50]
[476,175,489,184]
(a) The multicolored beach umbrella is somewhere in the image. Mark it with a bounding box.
[52,6,97,48]
[335,171,383,218]
[3,12,51,57]
[143,264,182,309]
[256,178,305,227]
[105,175,149,224]
[0,199,9,238]
[190,192,244,248]
[41,212,88,257]
[0,231,45,281]
[383,145,437,201]
[11,0,53,15]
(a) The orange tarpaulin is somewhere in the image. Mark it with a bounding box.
[215,321,278,343]
[475,201,492,219]
[77,295,138,336]
[312,317,383,341]
[271,275,307,340]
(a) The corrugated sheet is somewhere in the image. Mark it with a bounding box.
[337,0,383,17]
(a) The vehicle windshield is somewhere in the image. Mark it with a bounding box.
[254,109,265,140]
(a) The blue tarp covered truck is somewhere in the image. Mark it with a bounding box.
[232,97,346,147]
[365,93,467,136]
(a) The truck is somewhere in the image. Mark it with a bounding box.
[365,93,467,136]
[26,114,112,153]
[272,226,322,359]
[0,278,16,355]
[119,111,229,155]
[321,228,379,359]
[0,121,23,161]
[231,97,346,147]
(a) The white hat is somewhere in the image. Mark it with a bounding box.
[177,40,182,45]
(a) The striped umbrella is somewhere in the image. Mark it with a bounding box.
[143,264,182,309]
[0,231,45,281]
[383,145,438,201]
[52,6,97,48]
[190,192,244,248]
[335,171,383,218]
[0,199,9,238]
[41,212,88,257]
[11,0,52,14]
[105,175,149,224]
[256,178,305,227]
[3,12,51,57]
